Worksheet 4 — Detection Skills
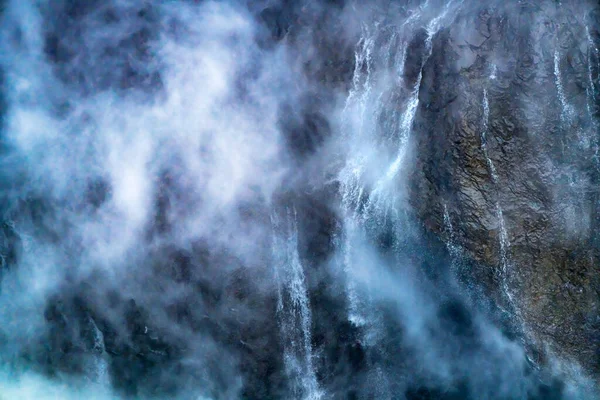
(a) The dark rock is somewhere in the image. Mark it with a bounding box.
[409,0,600,378]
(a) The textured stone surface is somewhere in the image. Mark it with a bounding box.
[409,0,600,376]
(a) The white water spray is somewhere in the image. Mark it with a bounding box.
[376,0,458,190]
[272,209,322,400]
[365,1,463,221]
[334,5,464,397]
[587,26,598,97]
[490,63,497,80]
[442,203,462,268]
[87,317,110,387]
[586,26,600,168]
[554,48,575,130]
[480,89,514,309]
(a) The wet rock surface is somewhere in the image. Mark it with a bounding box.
[409,0,600,376]
[1,0,600,398]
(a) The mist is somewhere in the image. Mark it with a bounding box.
[0,0,599,399]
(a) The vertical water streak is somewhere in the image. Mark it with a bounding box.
[338,25,377,325]
[272,209,321,400]
[554,49,574,128]
[339,20,412,325]
[335,4,463,398]
[443,203,475,293]
[341,219,367,326]
[88,317,110,387]
[366,4,457,221]
[378,0,457,187]
[339,25,377,219]
[480,89,498,181]
[586,26,600,167]
[443,203,461,264]
[480,89,515,309]
[587,26,598,98]
[343,24,376,141]
[443,203,460,281]
[490,63,498,80]
[555,45,590,151]
[340,21,409,321]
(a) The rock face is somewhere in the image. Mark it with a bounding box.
[409,0,600,376]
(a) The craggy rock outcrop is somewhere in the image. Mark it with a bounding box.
[410,0,600,376]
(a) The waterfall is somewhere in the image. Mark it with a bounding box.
[338,22,376,326]
[587,26,598,99]
[586,26,600,167]
[554,49,567,117]
[339,8,417,327]
[374,0,458,194]
[554,48,575,132]
[443,203,462,272]
[88,317,110,387]
[341,0,461,221]
[480,89,498,181]
[343,25,376,141]
[340,219,368,326]
[443,203,460,282]
[490,63,497,80]
[2,0,600,397]
[587,27,596,120]
[443,204,455,248]
[333,3,464,397]
[272,209,321,400]
[480,89,515,309]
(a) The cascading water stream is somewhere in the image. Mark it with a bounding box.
[370,0,459,206]
[88,317,110,387]
[337,28,393,380]
[553,47,584,151]
[490,63,498,81]
[341,0,460,222]
[339,22,389,327]
[587,27,598,100]
[480,88,515,311]
[586,26,600,167]
[0,1,599,398]
[272,209,321,400]
[343,25,377,141]
[554,49,572,122]
[443,203,463,276]
[481,90,498,180]
[334,7,432,398]
[442,204,455,250]
[334,3,465,397]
